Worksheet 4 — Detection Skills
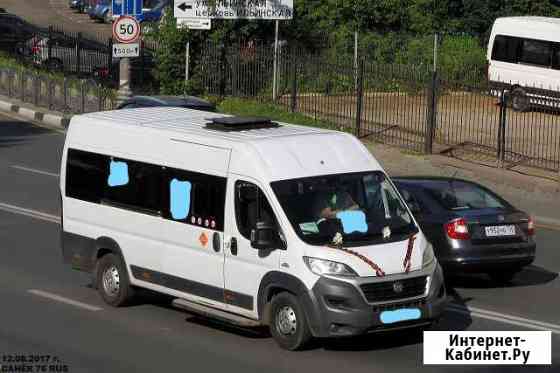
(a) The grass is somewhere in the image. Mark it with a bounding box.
[214,97,351,133]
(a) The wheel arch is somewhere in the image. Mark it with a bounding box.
[257,271,313,324]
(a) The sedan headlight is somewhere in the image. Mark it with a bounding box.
[422,242,436,268]
[303,257,358,277]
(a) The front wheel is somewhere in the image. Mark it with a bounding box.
[96,253,135,306]
[269,292,312,351]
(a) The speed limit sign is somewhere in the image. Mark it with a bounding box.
[113,16,141,44]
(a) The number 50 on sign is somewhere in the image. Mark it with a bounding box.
[113,16,141,44]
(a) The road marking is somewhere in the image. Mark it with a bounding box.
[0,202,60,224]
[11,165,59,178]
[28,289,102,312]
[447,303,560,334]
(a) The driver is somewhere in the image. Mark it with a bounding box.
[314,188,360,221]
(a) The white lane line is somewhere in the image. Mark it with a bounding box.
[447,304,560,334]
[11,165,59,178]
[28,289,102,312]
[0,202,60,224]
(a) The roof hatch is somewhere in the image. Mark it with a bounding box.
[206,116,280,132]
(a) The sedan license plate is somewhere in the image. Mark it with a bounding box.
[485,225,516,237]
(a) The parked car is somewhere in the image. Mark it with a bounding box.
[88,0,110,23]
[0,13,41,54]
[29,35,109,74]
[138,0,171,23]
[394,177,536,283]
[69,0,81,10]
[116,95,215,111]
[61,110,447,350]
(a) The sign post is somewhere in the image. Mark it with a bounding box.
[112,0,143,103]
[173,0,293,100]
[272,20,279,101]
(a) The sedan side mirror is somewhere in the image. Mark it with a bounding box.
[250,221,286,250]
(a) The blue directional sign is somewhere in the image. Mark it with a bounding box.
[113,0,143,18]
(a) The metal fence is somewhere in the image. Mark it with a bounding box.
[198,43,560,173]
[7,23,157,90]
[0,66,116,114]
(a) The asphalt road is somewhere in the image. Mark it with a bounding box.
[0,112,558,372]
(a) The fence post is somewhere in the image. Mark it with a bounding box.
[20,69,25,102]
[290,56,297,113]
[76,32,82,76]
[33,75,40,106]
[63,77,68,112]
[497,90,508,167]
[355,60,365,137]
[80,80,86,113]
[48,79,54,110]
[48,26,53,62]
[424,71,439,154]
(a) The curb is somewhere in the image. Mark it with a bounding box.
[0,98,70,129]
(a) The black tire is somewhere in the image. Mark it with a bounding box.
[96,253,135,307]
[511,87,529,112]
[269,292,312,351]
[46,59,63,72]
[488,270,518,284]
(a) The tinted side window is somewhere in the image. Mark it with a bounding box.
[66,149,107,203]
[492,35,519,63]
[552,44,560,70]
[519,39,551,67]
[164,168,226,231]
[104,159,162,214]
[235,181,277,240]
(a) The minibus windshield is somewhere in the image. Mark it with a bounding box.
[271,172,417,246]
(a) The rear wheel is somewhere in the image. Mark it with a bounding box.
[269,292,312,351]
[511,87,529,112]
[45,58,63,72]
[488,270,518,284]
[96,253,135,306]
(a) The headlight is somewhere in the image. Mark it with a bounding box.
[303,257,358,277]
[422,242,436,268]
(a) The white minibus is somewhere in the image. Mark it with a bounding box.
[487,16,560,111]
[60,108,446,350]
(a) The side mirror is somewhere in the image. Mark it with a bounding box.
[250,221,286,250]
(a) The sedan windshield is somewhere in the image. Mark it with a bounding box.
[271,172,417,246]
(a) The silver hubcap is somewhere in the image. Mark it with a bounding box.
[102,265,120,296]
[276,306,297,336]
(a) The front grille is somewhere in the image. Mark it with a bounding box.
[360,276,427,303]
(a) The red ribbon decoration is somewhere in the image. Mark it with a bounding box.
[331,246,386,277]
[403,235,417,273]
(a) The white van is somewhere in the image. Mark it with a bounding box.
[487,17,560,111]
[60,108,446,350]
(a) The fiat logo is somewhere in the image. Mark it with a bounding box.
[393,282,404,293]
[497,215,505,222]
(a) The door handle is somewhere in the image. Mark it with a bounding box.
[212,232,220,253]
[230,237,238,256]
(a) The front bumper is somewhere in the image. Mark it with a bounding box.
[301,264,448,338]
[438,242,535,273]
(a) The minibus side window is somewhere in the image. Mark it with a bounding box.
[66,149,107,203]
[235,181,277,240]
[491,35,520,63]
[519,39,551,67]
[104,159,161,214]
[552,44,560,70]
[163,168,226,231]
